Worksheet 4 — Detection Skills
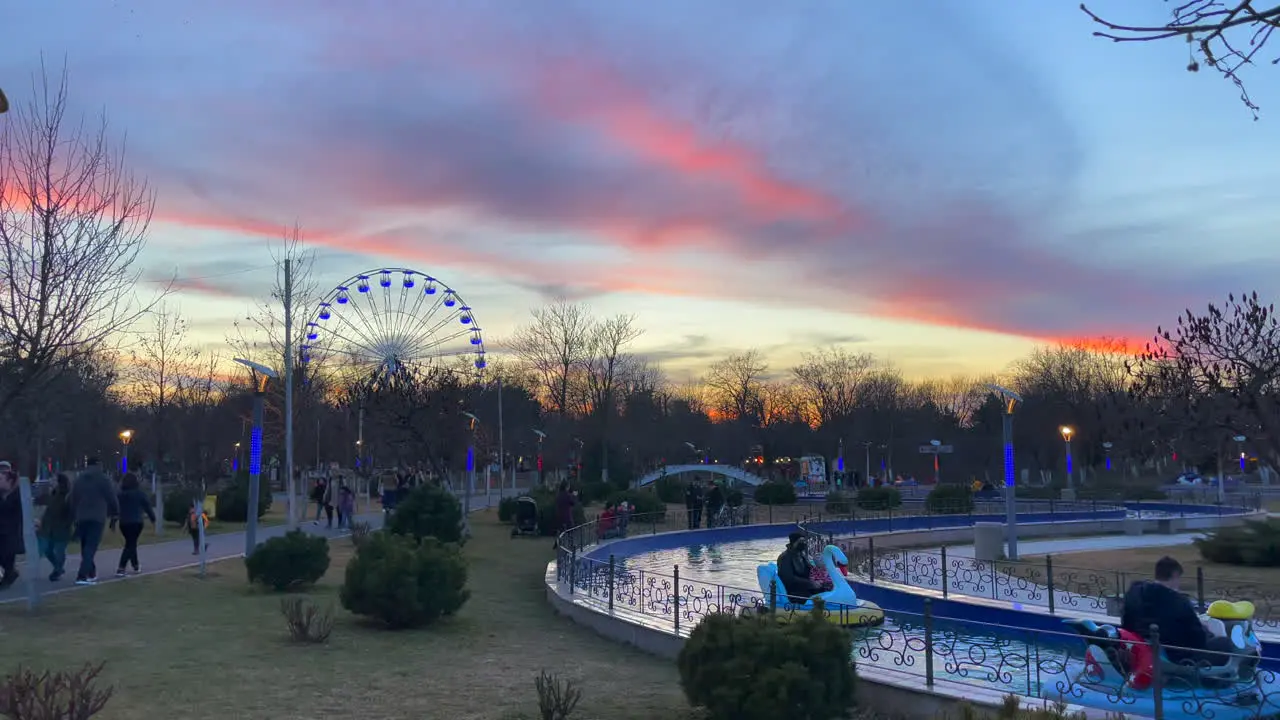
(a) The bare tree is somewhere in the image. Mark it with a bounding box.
[791,347,876,426]
[583,314,643,418]
[0,64,159,416]
[1081,1,1280,117]
[704,350,769,422]
[130,305,198,469]
[1131,291,1280,469]
[508,300,594,415]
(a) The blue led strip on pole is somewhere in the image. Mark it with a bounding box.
[1003,443,1015,487]
[466,446,475,473]
[250,425,263,476]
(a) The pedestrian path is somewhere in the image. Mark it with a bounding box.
[0,490,517,606]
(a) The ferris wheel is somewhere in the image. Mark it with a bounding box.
[300,267,486,384]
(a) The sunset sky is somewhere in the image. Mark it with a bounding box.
[6,1,1278,380]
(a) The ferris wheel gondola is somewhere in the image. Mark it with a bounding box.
[301,267,485,385]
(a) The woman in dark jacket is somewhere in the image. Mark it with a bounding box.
[37,472,74,581]
[114,472,155,576]
[0,465,24,589]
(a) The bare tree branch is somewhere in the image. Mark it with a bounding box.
[0,62,163,415]
[1081,1,1280,117]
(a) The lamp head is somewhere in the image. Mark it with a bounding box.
[119,429,133,444]
[533,429,546,440]
[684,441,697,451]
[233,357,278,393]
[1102,442,1113,450]
[1234,435,1247,443]
[985,383,1022,414]
[1060,426,1074,441]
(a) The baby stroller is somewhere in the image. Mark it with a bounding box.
[511,496,539,538]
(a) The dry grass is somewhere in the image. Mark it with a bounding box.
[1026,544,1280,592]
[0,511,698,720]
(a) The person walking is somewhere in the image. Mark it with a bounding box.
[337,481,355,529]
[322,479,335,529]
[114,472,156,577]
[69,457,119,585]
[310,479,327,523]
[37,472,73,581]
[186,503,210,555]
[0,464,23,590]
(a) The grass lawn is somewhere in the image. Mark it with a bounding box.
[0,511,697,720]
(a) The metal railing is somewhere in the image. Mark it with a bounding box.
[552,527,1271,720]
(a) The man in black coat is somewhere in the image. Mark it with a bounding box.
[0,463,24,589]
[776,531,828,603]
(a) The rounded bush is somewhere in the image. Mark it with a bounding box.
[536,498,586,536]
[653,476,687,504]
[926,484,974,514]
[604,489,664,515]
[1195,520,1280,566]
[386,485,464,544]
[678,601,856,720]
[162,485,200,524]
[725,488,744,508]
[340,532,469,629]
[245,529,331,591]
[825,491,853,514]
[497,496,519,523]
[753,481,796,506]
[216,474,273,522]
[856,486,902,511]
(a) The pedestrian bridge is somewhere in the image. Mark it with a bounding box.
[636,464,768,487]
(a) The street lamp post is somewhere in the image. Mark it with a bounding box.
[533,429,546,487]
[929,439,942,483]
[234,358,279,557]
[119,430,133,474]
[835,438,844,488]
[1102,442,1113,473]
[233,442,241,473]
[462,412,479,527]
[1059,426,1075,487]
[1235,435,1248,473]
[986,383,1023,560]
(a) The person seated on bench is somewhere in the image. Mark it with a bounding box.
[1121,556,1237,666]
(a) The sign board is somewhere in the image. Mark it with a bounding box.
[918,445,954,454]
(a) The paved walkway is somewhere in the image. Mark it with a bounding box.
[0,490,519,606]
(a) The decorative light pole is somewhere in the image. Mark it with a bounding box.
[1235,435,1248,472]
[1102,441,1113,472]
[119,430,133,474]
[986,383,1023,560]
[835,438,845,488]
[462,412,479,522]
[862,441,873,488]
[533,429,546,487]
[233,358,279,557]
[929,439,942,483]
[233,442,241,473]
[1059,426,1075,487]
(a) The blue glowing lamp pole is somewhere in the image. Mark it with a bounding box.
[234,358,279,557]
[1060,426,1075,488]
[119,429,133,474]
[986,384,1023,560]
[1102,441,1113,473]
[463,412,479,534]
[1235,435,1247,473]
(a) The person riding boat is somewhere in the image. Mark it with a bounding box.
[776,532,831,603]
[1121,556,1238,665]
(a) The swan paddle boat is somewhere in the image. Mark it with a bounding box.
[1065,600,1266,712]
[755,543,884,627]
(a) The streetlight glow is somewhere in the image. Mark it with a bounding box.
[1059,426,1074,441]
